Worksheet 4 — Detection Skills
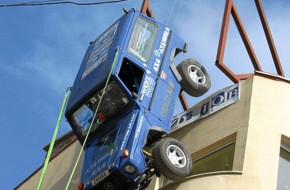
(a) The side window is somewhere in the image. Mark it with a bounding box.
[127,16,158,63]
[277,135,290,189]
[118,58,144,95]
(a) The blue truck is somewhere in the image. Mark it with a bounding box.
[65,8,210,190]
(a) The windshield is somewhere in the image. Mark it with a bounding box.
[71,80,130,136]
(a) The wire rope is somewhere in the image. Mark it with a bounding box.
[172,0,183,30]
[36,86,71,190]
[65,48,120,190]
[166,0,177,27]
[0,0,126,7]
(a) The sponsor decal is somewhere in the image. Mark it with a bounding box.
[171,83,240,132]
[84,128,118,181]
[85,148,118,179]
[153,27,170,72]
[141,76,155,98]
[161,94,171,118]
[161,82,174,118]
[134,115,144,139]
[161,71,167,79]
[81,21,119,80]
[120,114,136,151]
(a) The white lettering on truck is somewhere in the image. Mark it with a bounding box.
[134,115,144,139]
[153,27,170,72]
[120,114,136,151]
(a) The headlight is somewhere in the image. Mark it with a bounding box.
[124,165,135,173]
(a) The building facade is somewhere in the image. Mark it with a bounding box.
[15,132,84,190]
[16,74,290,190]
[155,74,290,190]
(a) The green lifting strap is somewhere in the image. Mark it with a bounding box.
[37,86,71,190]
[65,47,120,190]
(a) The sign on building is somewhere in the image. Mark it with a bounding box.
[171,83,240,132]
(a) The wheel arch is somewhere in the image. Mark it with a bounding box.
[144,125,166,147]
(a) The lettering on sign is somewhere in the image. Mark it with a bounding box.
[171,83,240,132]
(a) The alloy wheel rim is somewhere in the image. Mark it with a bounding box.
[166,145,186,168]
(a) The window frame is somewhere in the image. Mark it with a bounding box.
[277,135,290,190]
[70,79,130,138]
[127,16,158,63]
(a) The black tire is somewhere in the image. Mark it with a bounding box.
[153,138,192,181]
[177,58,211,97]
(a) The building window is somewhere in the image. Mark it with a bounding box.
[158,134,236,188]
[191,142,235,175]
[277,142,290,190]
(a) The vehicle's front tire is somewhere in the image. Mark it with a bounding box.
[177,58,211,97]
[153,138,192,181]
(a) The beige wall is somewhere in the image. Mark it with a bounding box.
[16,141,83,190]
[158,75,290,190]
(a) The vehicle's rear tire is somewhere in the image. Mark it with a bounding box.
[177,58,211,97]
[153,138,192,181]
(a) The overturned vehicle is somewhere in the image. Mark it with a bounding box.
[65,8,211,190]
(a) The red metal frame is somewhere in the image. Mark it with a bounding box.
[141,0,154,18]
[179,91,189,111]
[216,0,284,83]
[141,0,286,110]
[255,0,284,77]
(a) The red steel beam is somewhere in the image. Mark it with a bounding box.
[216,0,232,65]
[216,0,263,83]
[216,0,240,83]
[231,2,262,71]
[255,0,284,77]
[141,0,154,18]
[179,91,189,111]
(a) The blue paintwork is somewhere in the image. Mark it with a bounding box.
[65,8,187,190]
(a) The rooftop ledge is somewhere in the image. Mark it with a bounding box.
[255,71,290,84]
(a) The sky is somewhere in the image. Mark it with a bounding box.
[0,0,290,189]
